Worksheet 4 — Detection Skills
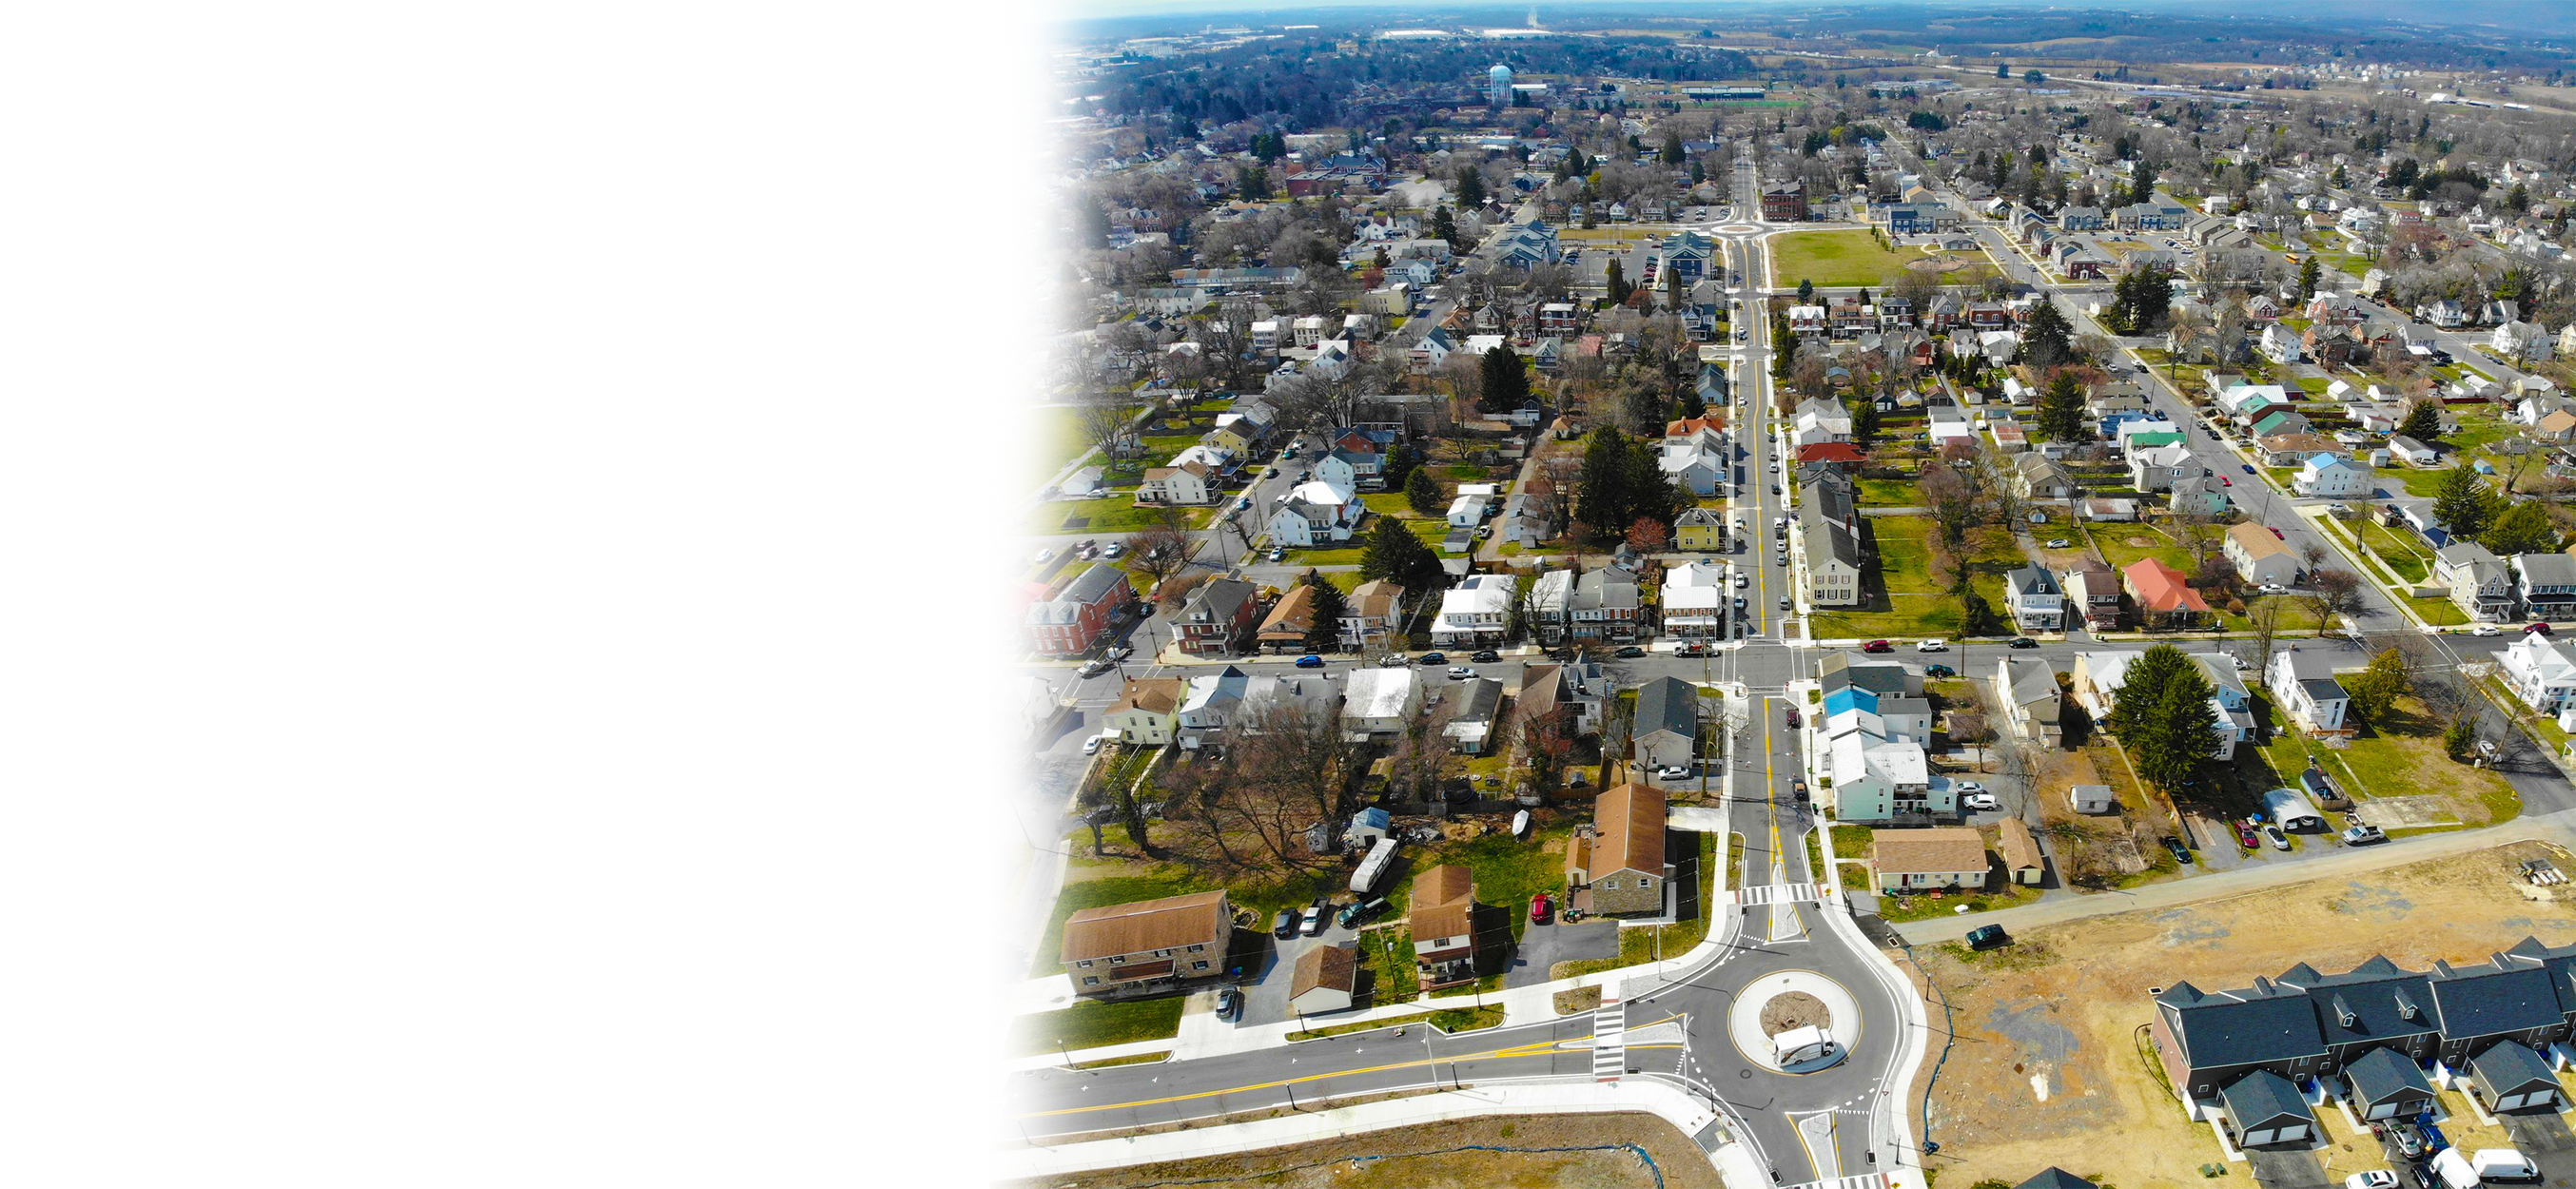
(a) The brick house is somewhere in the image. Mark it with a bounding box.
[1059,889,1233,999]
[1174,577,1260,656]
[1026,563,1139,657]
[1566,783,1670,916]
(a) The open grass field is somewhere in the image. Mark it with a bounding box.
[2256,692,2517,829]
[1028,494,1211,536]
[1905,839,2576,1189]
[1008,995,1185,1057]
[1767,228,1995,290]
[988,409,1122,515]
[1808,517,2020,639]
[1008,1111,1723,1189]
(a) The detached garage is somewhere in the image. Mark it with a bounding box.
[2344,1046,2438,1121]
[1289,945,1358,1016]
[2222,1069,2316,1147]
[2469,1041,2562,1113]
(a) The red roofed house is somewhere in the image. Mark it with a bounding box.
[2121,557,2211,628]
[994,581,1056,653]
[1666,416,1728,439]
[1797,442,1867,468]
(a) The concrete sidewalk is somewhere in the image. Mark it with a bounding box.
[1002,1077,1747,1184]
[1894,810,2576,945]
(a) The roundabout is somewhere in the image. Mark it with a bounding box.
[1727,967,1862,1074]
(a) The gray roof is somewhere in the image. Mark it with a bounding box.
[2217,1068,2314,1133]
[2518,553,2576,587]
[2274,954,2437,1047]
[2015,1171,2098,1189]
[1633,675,1698,741]
[1818,653,1920,698]
[2154,980,2327,1069]
[2469,1039,2558,1099]
[2005,565,2060,598]
[2343,1044,2435,1108]
[1449,676,1503,726]
[2002,657,2059,709]
[1180,577,1258,624]
[2429,959,2565,1039]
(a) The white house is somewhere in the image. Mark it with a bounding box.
[2293,453,2372,498]
[1338,669,1423,740]
[1430,573,1514,646]
[2259,323,2306,364]
[2504,633,2576,714]
[1269,479,1365,546]
[1660,439,1727,496]
[2128,442,2199,492]
[2266,646,2352,736]
[2224,522,2302,589]
[1446,493,1490,528]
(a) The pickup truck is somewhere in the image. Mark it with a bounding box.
[2342,824,2388,846]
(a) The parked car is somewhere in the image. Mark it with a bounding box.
[1079,657,1116,677]
[1963,792,2000,810]
[2163,836,2195,866]
[1675,642,1708,657]
[1785,708,1802,728]
[2472,624,2502,636]
[2259,583,2290,594]
[1471,650,1501,663]
[1295,654,1325,669]
[1862,639,1893,653]
[2008,637,2039,649]
[2264,823,2291,851]
[1417,652,1447,665]
[1272,910,1299,939]
[1267,546,1285,563]
[2242,464,2255,474]
[2527,622,2554,636]
[1378,653,1409,667]
[1446,665,1474,678]
[2271,527,2285,539]
[1656,764,1692,781]
[1101,543,1124,558]
[2386,1121,2430,1160]
[1298,906,1325,936]
[1916,640,1948,652]
[1082,734,1107,756]
[1031,547,1054,564]
[2220,477,2232,486]
[1337,897,1387,928]
[2045,538,2071,548]
[1614,645,1646,657]
[1924,664,1956,678]
[2347,1171,2400,1189]
[2234,820,2261,848]
[1530,892,1553,925]
[2343,824,2389,846]
[1216,985,1240,1019]
[1965,924,2011,950]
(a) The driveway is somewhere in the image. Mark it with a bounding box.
[2241,1145,2331,1189]
[1503,917,1617,988]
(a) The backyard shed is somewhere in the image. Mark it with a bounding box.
[1288,944,1358,1015]
[2067,784,2117,814]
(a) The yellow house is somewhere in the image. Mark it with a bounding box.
[1675,507,1726,553]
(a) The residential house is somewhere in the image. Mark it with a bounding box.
[1660,561,1727,639]
[1026,564,1140,657]
[1674,507,1727,553]
[2225,522,2302,589]
[1571,566,1643,642]
[1139,460,1215,506]
[1660,438,1727,497]
[2519,553,2576,621]
[1339,579,1406,652]
[1339,668,1422,740]
[2258,433,2346,468]
[1798,473,1864,608]
[1174,577,1259,656]
[1792,398,1854,446]
[1102,676,1185,746]
[2293,454,2373,499]
[1994,656,2065,746]
[2266,647,2353,736]
[1255,586,1319,653]
[2495,320,2555,363]
[1516,659,1612,737]
[1060,889,1233,1000]
[2386,436,2439,467]
[1237,672,1339,736]
[2072,650,2252,760]
[2435,542,2519,622]
[1827,730,1935,824]
[1566,783,1671,916]
[2123,558,2212,628]
[1530,567,1575,645]
[2258,323,2306,364]
[1410,865,1483,991]
[1997,817,2046,887]
[2503,633,2576,714]
[1761,180,1808,222]
[1175,666,1250,749]
[1431,573,1514,647]
[2170,476,2233,517]
[1631,676,1700,770]
[2011,453,2076,500]
[2004,565,2066,633]
[1872,827,1989,894]
[1444,677,1505,755]
[2129,443,2199,493]
[1288,945,1358,1015]
[2065,561,2122,630]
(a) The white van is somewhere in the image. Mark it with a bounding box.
[2469,1151,2539,1184]
[2430,1149,2482,1189]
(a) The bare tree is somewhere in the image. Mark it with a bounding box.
[2303,569,2367,630]
[1919,458,1981,551]
[1078,391,1142,474]
[1124,515,1197,590]
[1517,703,1580,803]
[2249,595,2289,667]
[1387,699,1464,809]
[1238,700,1361,821]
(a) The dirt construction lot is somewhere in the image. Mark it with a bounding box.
[1008,1113,1721,1189]
[1905,839,2576,1189]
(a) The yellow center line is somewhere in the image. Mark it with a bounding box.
[1017,1034,1583,1118]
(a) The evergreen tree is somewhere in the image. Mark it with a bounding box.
[1455,166,1487,208]
[1478,342,1532,413]
[1674,389,1708,421]
[1300,570,1348,653]
[1851,398,1881,444]
[2481,500,2560,556]
[1574,426,1653,537]
[2444,716,2479,762]
[1406,465,1446,517]
[2128,158,2159,206]
[1433,206,1457,245]
[1606,258,1631,305]
[2433,464,2499,539]
[2035,370,2089,442]
[1661,129,1685,166]
[2508,182,2531,213]
[2022,299,2075,367]
[2343,648,2410,725]
[1359,516,1443,591]
[2105,645,2218,791]
[2297,255,2321,302]
[2398,400,2444,442]
[1797,279,1815,302]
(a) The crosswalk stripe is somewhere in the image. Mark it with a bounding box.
[1784,1176,1885,1189]
[1730,882,1825,906]
[1591,994,1625,1082]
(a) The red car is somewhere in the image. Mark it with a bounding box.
[2271,527,2284,539]
[1861,639,1893,653]
[2221,477,2232,486]
[2233,819,2261,849]
[2528,622,2555,636]
[1530,892,1552,925]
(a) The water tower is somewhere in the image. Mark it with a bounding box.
[1489,63,1513,106]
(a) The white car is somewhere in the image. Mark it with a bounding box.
[1656,765,1693,781]
[2472,624,2503,637]
[1031,547,1053,564]
[2259,583,2290,594]
[2346,1172,2399,1189]
[1915,640,1948,653]
[1446,665,1474,679]
[1963,793,2000,810]
[1955,781,1987,795]
[2045,538,2071,548]
[1735,573,1749,588]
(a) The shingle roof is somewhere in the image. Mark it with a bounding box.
[2344,1044,2435,1107]
[2469,1039,2558,1098]
[1411,864,1477,944]
[1110,677,1186,717]
[2015,1170,2099,1189]
[2218,1068,2313,1131]
[1060,889,1229,964]
[1872,827,1987,876]
[1292,944,1359,998]
[1996,817,2044,872]
[2430,960,2565,1038]
[2153,980,2327,1069]
[1586,783,1668,877]
[1634,676,1698,742]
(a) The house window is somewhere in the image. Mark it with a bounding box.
[1154,949,1171,958]
[1083,976,1099,985]
[1077,960,1093,968]
[1109,955,1124,965]
[1192,961,1208,970]
[1604,878,1619,889]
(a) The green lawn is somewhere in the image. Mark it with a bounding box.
[1809,517,2020,639]
[1028,494,1212,536]
[1434,830,1579,944]
[1768,228,1996,289]
[2394,468,2449,498]
[1286,516,1444,566]
[1358,925,1419,1006]
[1857,478,1916,507]
[988,403,1122,515]
[2356,517,2435,585]
[2089,522,2195,579]
[1009,996,1184,1057]
[1030,870,1218,978]
[2260,695,2518,827]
